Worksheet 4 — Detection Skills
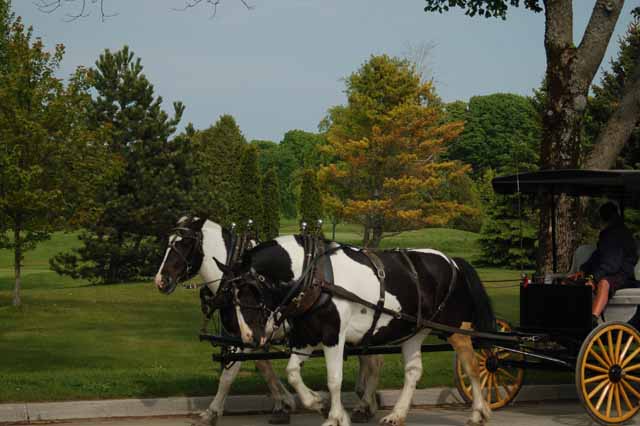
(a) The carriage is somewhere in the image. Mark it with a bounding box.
[191,169,640,426]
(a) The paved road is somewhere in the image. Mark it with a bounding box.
[41,403,640,426]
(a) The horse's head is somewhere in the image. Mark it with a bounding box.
[154,216,207,295]
[221,242,294,348]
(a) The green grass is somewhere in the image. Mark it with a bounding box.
[0,223,569,403]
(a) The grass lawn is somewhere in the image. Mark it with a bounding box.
[0,221,569,403]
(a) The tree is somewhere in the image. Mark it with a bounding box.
[252,139,298,218]
[261,167,280,240]
[425,0,639,272]
[235,144,263,232]
[320,54,470,247]
[0,14,116,305]
[587,11,640,169]
[298,169,324,233]
[50,46,188,284]
[445,93,541,176]
[193,115,246,224]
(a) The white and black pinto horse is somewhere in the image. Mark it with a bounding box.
[225,241,496,426]
[153,217,383,426]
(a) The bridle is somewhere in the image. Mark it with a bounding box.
[167,226,204,284]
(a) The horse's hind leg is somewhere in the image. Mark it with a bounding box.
[352,355,383,423]
[448,328,491,426]
[380,330,429,426]
[193,360,243,426]
[255,360,296,424]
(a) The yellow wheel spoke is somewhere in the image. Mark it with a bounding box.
[487,375,493,405]
[623,364,640,373]
[621,347,640,369]
[625,374,640,383]
[588,347,612,370]
[595,383,612,411]
[619,381,634,411]
[615,383,622,418]
[497,368,517,382]
[588,379,611,400]
[608,331,616,367]
[586,363,609,374]
[620,336,634,364]
[621,379,640,399]
[606,381,614,418]
[598,338,614,367]
[615,330,623,364]
[495,381,504,402]
[584,374,609,385]
[480,373,489,389]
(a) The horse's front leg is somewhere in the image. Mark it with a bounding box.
[323,336,350,426]
[352,355,383,423]
[255,360,296,424]
[286,347,328,415]
[380,330,429,426]
[194,360,243,426]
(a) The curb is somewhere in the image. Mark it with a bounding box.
[0,385,577,424]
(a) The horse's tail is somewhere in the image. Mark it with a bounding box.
[453,257,496,333]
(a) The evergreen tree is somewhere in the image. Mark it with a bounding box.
[193,115,246,224]
[50,46,189,284]
[298,169,324,233]
[261,167,280,240]
[235,144,263,232]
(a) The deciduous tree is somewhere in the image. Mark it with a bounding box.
[320,54,471,247]
[425,0,639,272]
[0,11,116,304]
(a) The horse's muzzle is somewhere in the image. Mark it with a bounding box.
[154,274,177,295]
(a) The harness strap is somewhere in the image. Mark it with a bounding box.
[360,249,386,349]
[319,282,518,343]
[428,256,458,323]
[398,250,422,335]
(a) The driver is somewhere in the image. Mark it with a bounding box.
[569,201,638,325]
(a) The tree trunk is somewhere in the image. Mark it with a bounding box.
[13,227,21,307]
[369,226,383,249]
[362,224,371,247]
[535,0,623,273]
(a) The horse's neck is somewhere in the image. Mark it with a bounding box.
[198,220,228,292]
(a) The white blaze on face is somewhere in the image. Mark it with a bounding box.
[154,233,182,289]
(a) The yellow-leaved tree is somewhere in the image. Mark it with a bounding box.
[319,54,474,247]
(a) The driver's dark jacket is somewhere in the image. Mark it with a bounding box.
[581,218,638,283]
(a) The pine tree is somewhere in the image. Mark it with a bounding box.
[235,144,263,233]
[261,167,281,240]
[298,169,324,233]
[50,46,189,284]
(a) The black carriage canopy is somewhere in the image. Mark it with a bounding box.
[492,169,640,208]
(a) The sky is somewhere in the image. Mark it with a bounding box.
[13,0,638,143]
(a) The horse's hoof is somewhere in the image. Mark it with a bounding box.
[269,409,291,425]
[379,414,404,426]
[191,413,217,426]
[351,408,374,423]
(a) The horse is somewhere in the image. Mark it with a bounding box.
[153,216,383,426]
[223,242,496,426]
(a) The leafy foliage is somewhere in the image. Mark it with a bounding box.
[50,46,188,284]
[445,93,541,176]
[423,0,542,19]
[320,54,471,247]
[261,167,280,240]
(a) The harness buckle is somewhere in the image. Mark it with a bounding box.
[378,270,386,279]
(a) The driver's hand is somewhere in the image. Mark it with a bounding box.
[585,279,595,291]
[567,271,583,281]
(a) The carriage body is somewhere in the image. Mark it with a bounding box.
[477,169,640,424]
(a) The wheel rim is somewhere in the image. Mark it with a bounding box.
[579,323,640,423]
[456,319,524,410]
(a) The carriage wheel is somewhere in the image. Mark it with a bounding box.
[453,318,524,410]
[576,321,640,425]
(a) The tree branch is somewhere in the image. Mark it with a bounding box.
[543,0,574,51]
[576,0,625,84]
[585,59,640,169]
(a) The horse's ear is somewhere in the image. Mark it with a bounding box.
[213,257,232,274]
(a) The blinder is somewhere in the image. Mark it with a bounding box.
[168,226,204,282]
